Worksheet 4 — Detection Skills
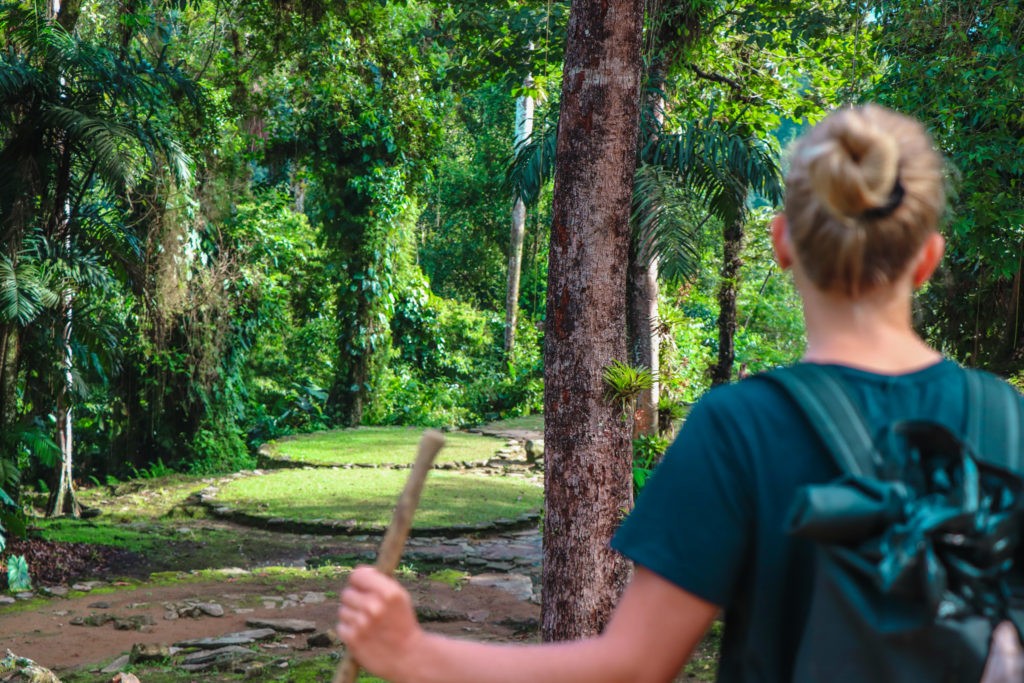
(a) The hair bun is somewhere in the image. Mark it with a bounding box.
[805,109,901,220]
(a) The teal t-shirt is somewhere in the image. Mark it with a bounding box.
[611,359,1012,682]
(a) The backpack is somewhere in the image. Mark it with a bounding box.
[765,364,1024,683]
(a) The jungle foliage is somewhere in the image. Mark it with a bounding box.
[0,0,1019,530]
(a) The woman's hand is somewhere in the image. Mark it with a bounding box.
[337,565,424,682]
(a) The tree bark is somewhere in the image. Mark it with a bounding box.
[710,209,745,386]
[0,323,18,434]
[542,0,644,642]
[505,75,535,359]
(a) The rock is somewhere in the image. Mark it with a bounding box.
[0,596,16,606]
[41,586,68,597]
[468,573,535,602]
[196,602,225,617]
[175,629,277,649]
[467,609,490,623]
[114,615,154,631]
[242,662,267,678]
[14,592,34,601]
[71,613,114,627]
[525,439,544,463]
[129,643,170,663]
[485,561,515,572]
[179,645,257,671]
[0,651,61,683]
[245,617,317,633]
[300,591,326,604]
[111,673,141,683]
[100,654,131,673]
[306,631,341,649]
[414,606,462,622]
[88,601,112,609]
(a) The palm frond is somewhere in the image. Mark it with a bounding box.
[39,104,146,190]
[0,253,59,325]
[645,115,783,225]
[631,163,703,281]
[504,115,558,207]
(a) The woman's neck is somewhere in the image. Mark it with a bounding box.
[799,281,941,375]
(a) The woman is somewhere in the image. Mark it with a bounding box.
[336,104,969,682]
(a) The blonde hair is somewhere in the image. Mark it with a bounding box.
[784,105,945,296]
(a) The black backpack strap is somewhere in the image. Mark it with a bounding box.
[964,369,1023,471]
[763,364,877,478]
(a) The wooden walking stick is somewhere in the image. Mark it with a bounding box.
[333,429,445,683]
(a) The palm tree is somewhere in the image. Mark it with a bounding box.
[507,111,783,391]
[0,5,197,516]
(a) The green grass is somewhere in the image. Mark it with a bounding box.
[267,427,508,466]
[214,469,542,528]
[480,414,544,433]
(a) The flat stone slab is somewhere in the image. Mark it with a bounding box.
[175,628,277,649]
[100,654,131,673]
[244,617,317,633]
[179,645,257,671]
[468,573,534,602]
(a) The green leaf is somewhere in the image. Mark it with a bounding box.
[7,555,30,592]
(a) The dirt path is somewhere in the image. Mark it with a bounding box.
[1,516,543,676]
[2,571,539,674]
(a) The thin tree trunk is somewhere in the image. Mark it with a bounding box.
[626,253,659,434]
[626,55,669,437]
[505,75,535,358]
[1004,245,1023,361]
[48,283,80,517]
[710,209,745,386]
[542,0,644,642]
[0,323,19,434]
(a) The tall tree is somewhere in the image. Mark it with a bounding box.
[627,0,705,431]
[505,71,535,358]
[542,0,644,641]
[869,0,1024,369]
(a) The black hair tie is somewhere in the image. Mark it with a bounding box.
[861,178,905,220]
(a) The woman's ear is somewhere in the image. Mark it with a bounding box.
[912,232,945,288]
[771,214,793,270]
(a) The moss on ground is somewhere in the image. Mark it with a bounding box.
[266,427,507,466]
[212,468,542,528]
[61,653,387,682]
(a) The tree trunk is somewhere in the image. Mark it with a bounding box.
[710,210,745,386]
[626,253,659,435]
[542,0,644,642]
[47,285,80,517]
[0,323,18,435]
[505,76,535,359]
[1004,246,1024,362]
[626,52,670,437]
